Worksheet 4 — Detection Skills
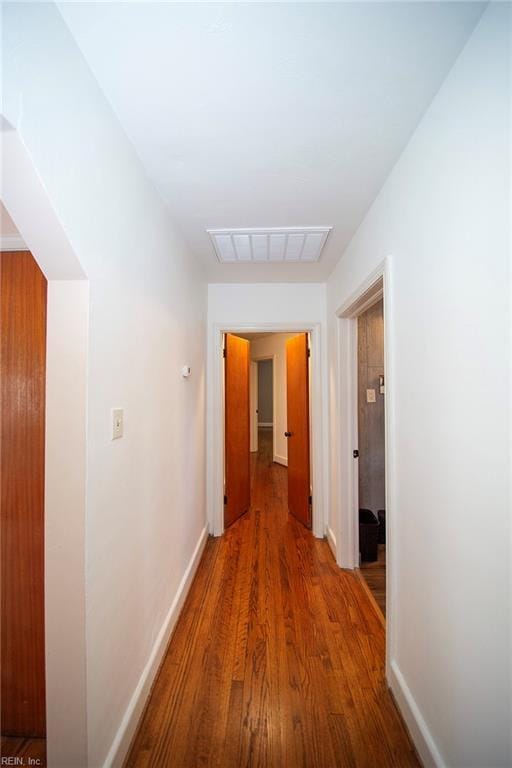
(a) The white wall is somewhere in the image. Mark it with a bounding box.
[251,333,298,465]
[0,200,20,235]
[327,5,510,766]
[3,5,207,767]
[208,283,326,327]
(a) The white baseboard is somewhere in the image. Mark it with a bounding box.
[273,454,288,467]
[258,422,273,428]
[388,659,444,768]
[104,525,209,768]
[326,525,336,559]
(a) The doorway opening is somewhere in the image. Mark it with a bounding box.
[223,331,312,532]
[357,298,386,617]
[254,357,274,456]
[336,269,388,628]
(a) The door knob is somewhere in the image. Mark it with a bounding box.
[285,431,292,437]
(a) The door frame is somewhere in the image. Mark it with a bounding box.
[2,124,89,766]
[208,322,325,538]
[335,257,395,672]
[251,354,277,463]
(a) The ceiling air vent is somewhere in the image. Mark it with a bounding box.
[207,227,332,263]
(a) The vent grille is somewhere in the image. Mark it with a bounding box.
[207,227,332,264]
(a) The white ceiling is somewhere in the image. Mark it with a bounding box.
[59,2,484,283]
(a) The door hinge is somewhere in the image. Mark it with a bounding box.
[224,494,227,505]
[353,449,359,458]
[307,347,311,358]
[308,495,312,505]
[223,348,226,358]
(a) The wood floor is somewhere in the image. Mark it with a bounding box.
[360,545,386,617]
[1,736,46,766]
[125,430,419,767]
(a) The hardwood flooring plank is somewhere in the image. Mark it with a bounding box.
[125,430,420,768]
[1,736,46,766]
[360,544,386,617]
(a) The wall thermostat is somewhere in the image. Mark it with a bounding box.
[181,365,191,379]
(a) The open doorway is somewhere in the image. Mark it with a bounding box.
[256,357,273,451]
[357,298,386,617]
[248,354,275,460]
[250,356,275,486]
[337,271,387,623]
[223,331,312,531]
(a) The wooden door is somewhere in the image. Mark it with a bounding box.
[224,333,250,528]
[286,333,311,528]
[1,250,47,737]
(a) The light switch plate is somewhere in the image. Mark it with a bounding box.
[366,389,376,403]
[112,408,124,440]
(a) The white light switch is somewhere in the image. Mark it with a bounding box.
[366,389,376,403]
[112,408,124,440]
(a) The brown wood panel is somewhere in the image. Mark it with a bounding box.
[224,333,250,528]
[1,250,47,737]
[124,430,420,767]
[286,332,311,528]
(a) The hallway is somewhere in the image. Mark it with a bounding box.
[126,431,419,767]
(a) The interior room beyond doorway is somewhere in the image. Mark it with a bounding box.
[357,298,386,617]
[224,331,312,531]
[256,357,273,456]
[244,332,297,468]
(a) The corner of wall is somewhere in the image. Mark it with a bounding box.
[105,526,209,768]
